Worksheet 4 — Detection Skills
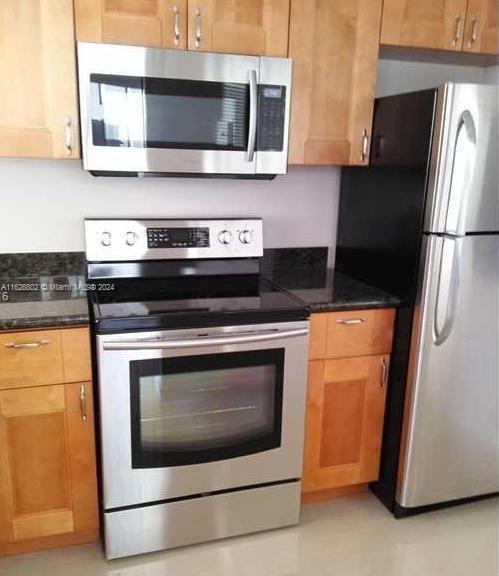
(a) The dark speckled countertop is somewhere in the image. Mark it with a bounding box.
[261,248,401,312]
[0,248,399,331]
[282,269,401,312]
[0,253,89,331]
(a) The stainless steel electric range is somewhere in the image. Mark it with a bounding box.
[84,218,309,559]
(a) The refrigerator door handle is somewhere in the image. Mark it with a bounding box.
[443,110,477,236]
[433,236,462,346]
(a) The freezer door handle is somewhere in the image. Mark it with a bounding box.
[443,110,476,236]
[433,236,462,346]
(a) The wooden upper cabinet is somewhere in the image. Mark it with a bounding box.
[0,0,79,159]
[462,0,498,54]
[188,0,290,56]
[381,0,469,52]
[0,383,98,552]
[288,0,383,166]
[75,0,188,49]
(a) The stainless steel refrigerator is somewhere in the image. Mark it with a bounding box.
[337,83,498,516]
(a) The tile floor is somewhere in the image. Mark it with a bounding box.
[0,493,497,576]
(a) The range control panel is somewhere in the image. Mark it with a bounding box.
[147,227,210,249]
[84,219,263,262]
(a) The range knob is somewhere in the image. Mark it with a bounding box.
[239,229,253,244]
[101,231,111,247]
[126,231,137,246]
[218,229,233,245]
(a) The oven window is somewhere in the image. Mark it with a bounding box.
[130,349,284,468]
[89,74,249,151]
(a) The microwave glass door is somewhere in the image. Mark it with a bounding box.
[129,349,284,468]
[90,74,249,152]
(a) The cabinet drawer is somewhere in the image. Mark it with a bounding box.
[0,327,91,389]
[0,331,64,390]
[326,309,395,358]
[309,309,395,360]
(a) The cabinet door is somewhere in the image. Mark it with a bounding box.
[0,384,98,550]
[463,0,497,54]
[288,0,382,166]
[0,0,79,158]
[302,356,389,492]
[380,0,468,51]
[75,0,188,49]
[188,0,290,56]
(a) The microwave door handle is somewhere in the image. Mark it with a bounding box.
[246,69,257,163]
[102,328,309,350]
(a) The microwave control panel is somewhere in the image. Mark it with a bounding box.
[147,227,209,249]
[257,85,286,152]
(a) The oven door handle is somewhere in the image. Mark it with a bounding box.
[102,328,308,350]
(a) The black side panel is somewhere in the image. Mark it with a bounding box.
[335,89,437,512]
[337,88,437,305]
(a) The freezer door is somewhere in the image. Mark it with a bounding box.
[425,84,498,234]
[397,234,498,508]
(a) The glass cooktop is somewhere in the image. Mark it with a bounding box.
[89,275,307,333]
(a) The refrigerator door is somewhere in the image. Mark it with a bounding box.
[397,234,498,509]
[425,84,498,235]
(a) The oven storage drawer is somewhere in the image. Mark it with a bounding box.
[105,480,301,559]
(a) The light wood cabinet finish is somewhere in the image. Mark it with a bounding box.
[0,382,98,552]
[0,0,79,158]
[75,0,188,49]
[188,0,290,56]
[309,309,395,360]
[463,0,498,54]
[0,327,91,390]
[381,0,497,55]
[303,308,395,495]
[302,355,389,492]
[288,0,383,166]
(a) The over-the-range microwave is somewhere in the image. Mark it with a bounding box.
[77,42,292,178]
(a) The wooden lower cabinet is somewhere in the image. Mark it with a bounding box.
[0,328,98,556]
[302,355,389,493]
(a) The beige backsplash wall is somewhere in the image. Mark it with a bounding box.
[0,161,341,254]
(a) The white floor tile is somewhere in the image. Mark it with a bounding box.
[0,494,496,576]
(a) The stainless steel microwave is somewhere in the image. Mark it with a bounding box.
[77,42,292,178]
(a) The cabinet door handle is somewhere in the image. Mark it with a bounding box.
[173,5,180,46]
[4,339,50,349]
[360,129,369,162]
[195,8,202,48]
[467,17,478,48]
[336,318,366,326]
[64,116,72,157]
[452,15,463,46]
[79,384,87,421]
[380,357,388,388]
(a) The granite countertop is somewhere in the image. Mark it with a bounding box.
[261,248,401,313]
[283,269,401,312]
[0,253,89,331]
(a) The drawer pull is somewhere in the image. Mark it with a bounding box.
[4,339,50,349]
[336,318,366,325]
[79,384,87,421]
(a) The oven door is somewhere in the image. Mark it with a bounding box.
[78,42,263,175]
[97,321,309,509]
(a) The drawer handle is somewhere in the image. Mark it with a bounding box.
[79,384,87,421]
[4,339,50,349]
[336,319,366,325]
